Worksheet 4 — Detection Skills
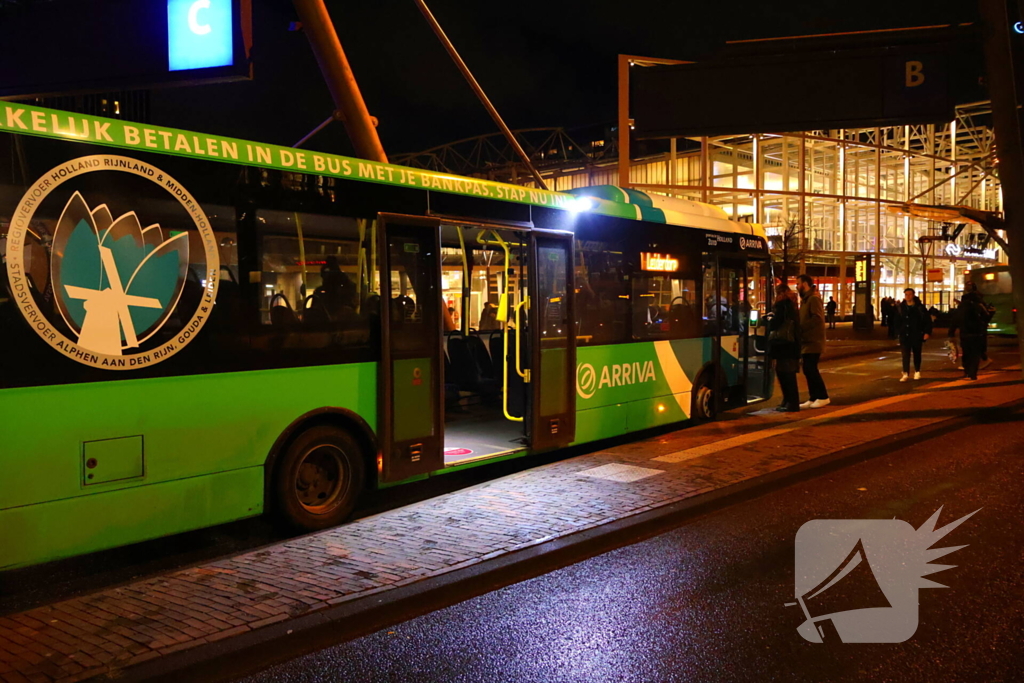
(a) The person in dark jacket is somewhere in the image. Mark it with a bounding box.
[965,281,995,370]
[769,284,802,412]
[894,288,932,382]
[826,296,838,329]
[797,274,830,408]
[950,286,992,380]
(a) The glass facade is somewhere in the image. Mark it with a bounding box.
[540,104,1003,316]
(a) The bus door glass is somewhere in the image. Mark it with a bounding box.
[717,259,747,397]
[745,259,771,401]
[529,232,576,451]
[378,215,444,482]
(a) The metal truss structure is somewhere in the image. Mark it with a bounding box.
[391,127,619,184]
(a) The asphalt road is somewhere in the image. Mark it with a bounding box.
[238,371,1024,683]
[0,335,1014,619]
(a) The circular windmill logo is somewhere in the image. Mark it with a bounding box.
[5,155,220,369]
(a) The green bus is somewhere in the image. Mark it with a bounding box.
[0,102,773,570]
[967,265,1017,336]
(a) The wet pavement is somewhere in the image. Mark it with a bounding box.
[240,402,1024,683]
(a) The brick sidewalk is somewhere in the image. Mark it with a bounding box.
[2,370,1023,683]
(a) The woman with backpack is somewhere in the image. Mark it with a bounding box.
[894,288,932,382]
[769,283,802,412]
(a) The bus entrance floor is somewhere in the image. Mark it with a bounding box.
[3,355,1024,683]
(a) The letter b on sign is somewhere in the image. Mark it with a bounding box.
[905,61,925,88]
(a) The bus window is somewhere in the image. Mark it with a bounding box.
[632,273,699,340]
[254,210,370,354]
[719,264,744,336]
[576,240,630,345]
[973,269,1011,297]
[703,255,723,335]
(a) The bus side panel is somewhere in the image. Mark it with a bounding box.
[0,467,263,570]
[0,362,377,566]
[571,339,712,446]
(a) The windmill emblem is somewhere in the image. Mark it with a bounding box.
[50,192,189,356]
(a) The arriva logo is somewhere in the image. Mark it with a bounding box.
[576,361,657,399]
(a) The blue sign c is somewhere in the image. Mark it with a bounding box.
[168,0,234,71]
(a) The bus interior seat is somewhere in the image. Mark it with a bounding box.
[270,293,298,327]
[465,332,494,379]
[301,294,332,325]
[446,331,500,399]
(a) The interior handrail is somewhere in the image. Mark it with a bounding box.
[478,229,522,423]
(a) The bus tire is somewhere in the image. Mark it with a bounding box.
[692,376,717,422]
[274,425,365,531]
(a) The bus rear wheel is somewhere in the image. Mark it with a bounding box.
[275,426,365,531]
[693,377,717,422]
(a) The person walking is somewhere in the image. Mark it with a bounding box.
[797,274,830,408]
[952,284,992,380]
[886,297,900,339]
[769,284,802,412]
[825,296,838,329]
[894,287,932,382]
[965,281,995,370]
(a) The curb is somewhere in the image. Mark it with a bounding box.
[109,394,1024,683]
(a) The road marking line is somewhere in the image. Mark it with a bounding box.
[651,373,996,464]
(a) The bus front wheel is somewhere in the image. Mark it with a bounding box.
[693,378,717,422]
[275,426,365,531]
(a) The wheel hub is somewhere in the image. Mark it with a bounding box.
[294,445,345,511]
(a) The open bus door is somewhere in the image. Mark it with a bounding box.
[528,231,576,450]
[713,256,771,408]
[378,214,444,482]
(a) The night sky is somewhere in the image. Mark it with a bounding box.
[151,0,978,158]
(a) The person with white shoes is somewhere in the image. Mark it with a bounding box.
[894,287,932,382]
[797,274,830,409]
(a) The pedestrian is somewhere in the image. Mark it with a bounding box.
[825,296,838,329]
[880,297,890,327]
[894,287,932,382]
[797,274,830,408]
[951,284,992,380]
[966,281,995,370]
[886,297,899,339]
[769,284,802,412]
